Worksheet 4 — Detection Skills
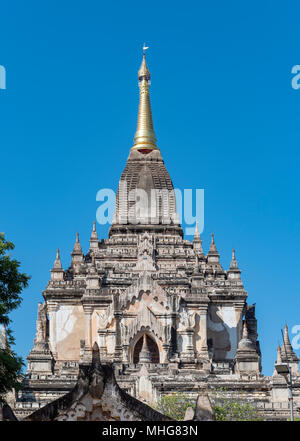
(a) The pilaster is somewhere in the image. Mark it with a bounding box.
[47,302,58,359]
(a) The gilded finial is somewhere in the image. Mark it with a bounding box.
[138,44,150,82]
[132,45,158,153]
[143,43,149,55]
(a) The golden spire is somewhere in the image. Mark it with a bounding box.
[132,44,158,153]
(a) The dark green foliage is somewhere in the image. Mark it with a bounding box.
[0,233,30,329]
[0,348,24,401]
[0,233,30,401]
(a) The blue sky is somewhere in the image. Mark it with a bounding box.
[1,0,300,375]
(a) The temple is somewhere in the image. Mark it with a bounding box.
[14,50,300,420]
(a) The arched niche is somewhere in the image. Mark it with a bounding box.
[132,332,159,364]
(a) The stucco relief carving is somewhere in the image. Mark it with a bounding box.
[135,232,157,271]
[178,306,196,331]
[118,274,169,311]
[56,402,87,421]
[96,304,114,330]
[127,307,164,344]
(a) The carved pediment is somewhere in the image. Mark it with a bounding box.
[118,273,169,311]
[121,307,164,344]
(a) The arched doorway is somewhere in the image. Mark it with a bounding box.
[133,334,159,364]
